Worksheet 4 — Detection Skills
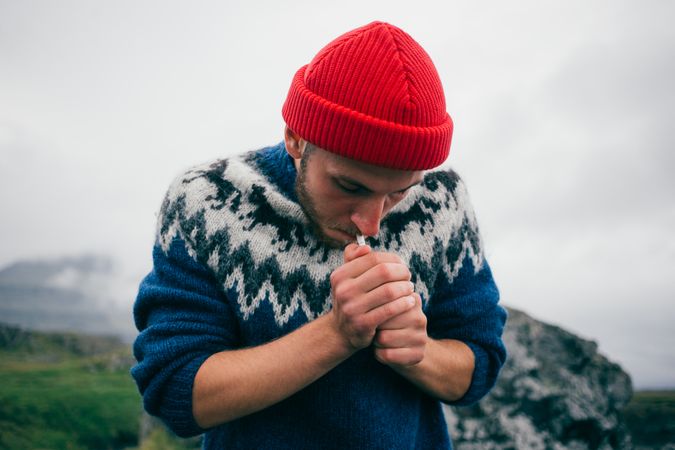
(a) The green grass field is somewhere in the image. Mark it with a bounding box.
[0,352,141,450]
[0,322,201,450]
[623,390,675,448]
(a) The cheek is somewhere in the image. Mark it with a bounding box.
[303,178,351,214]
[315,192,354,218]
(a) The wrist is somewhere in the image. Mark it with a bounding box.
[315,311,358,360]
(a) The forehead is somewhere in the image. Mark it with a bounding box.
[308,145,425,190]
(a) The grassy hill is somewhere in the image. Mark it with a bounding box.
[0,323,138,449]
[0,323,197,450]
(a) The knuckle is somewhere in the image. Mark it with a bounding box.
[340,302,356,317]
[402,295,416,309]
[352,317,370,335]
[387,263,411,282]
[329,270,341,286]
[381,251,403,265]
[382,283,398,300]
[375,263,393,279]
[371,252,405,267]
[366,252,381,266]
[412,333,427,346]
[333,281,352,301]
[381,301,398,319]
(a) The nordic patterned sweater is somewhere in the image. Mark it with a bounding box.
[131,141,507,450]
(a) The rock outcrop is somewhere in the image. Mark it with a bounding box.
[444,307,633,449]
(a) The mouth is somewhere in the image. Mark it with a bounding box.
[326,228,356,241]
[318,227,360,247]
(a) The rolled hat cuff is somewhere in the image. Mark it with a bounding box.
[282,66,453,170]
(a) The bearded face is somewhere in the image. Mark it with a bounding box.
[292,143,424,248]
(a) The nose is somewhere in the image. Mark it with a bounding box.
[350,196,386,237]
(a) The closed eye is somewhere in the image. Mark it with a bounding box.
[393,181,422,196]
[333,177,421,196]
[388,187,413,200]
[334,180,369,195]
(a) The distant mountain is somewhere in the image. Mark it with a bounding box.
[0,254,112,285]
[0,254,138,342]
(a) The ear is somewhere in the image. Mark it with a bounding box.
[284,125,305,160]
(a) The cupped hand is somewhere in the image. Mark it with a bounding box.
[328,243,416,351]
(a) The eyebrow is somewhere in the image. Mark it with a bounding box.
[335,175,423,193]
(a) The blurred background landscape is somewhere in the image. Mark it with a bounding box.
[1,0,673,448]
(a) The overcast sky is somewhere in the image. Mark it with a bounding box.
[1,0,673,389]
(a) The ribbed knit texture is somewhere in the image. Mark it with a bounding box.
[282,21,453,170]
[131,143,507,448]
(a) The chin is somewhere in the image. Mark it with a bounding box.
[315,226,352,249]
[317,232,350,249]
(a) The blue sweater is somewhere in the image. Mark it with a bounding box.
[132,142,507,449]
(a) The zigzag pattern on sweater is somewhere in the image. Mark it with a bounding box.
[157,149,484,326]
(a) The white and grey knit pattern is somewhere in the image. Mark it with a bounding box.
[157,151,484,326]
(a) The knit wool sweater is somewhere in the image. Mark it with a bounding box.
[131,142,507,450]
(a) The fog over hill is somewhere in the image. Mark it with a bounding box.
[0,254,138,342]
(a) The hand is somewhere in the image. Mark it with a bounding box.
[328,243,417,351]
[373,292,428,367]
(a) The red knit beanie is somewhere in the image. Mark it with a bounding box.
[282,21,453,170]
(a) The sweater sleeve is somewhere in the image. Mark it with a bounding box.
[131,236,240,437]
[425,256,507,406]
[421,171,507,406]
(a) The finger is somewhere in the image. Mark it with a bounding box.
[356,263,411,293]
[338,281,414,317]
[374,328,427,349]
[374,347,425,367]
[336,251,405,280]
[344,243,371,263]
[358,280,415,312]
[377,307,416,330]
[378,294,423,329]
[360,295,416,329]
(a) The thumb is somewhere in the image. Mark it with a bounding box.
[343,242,371,263]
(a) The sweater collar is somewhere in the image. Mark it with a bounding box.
[250,141,299,203]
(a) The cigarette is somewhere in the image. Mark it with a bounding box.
[356,234,366,246]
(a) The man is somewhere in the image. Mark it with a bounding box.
[132,21,507,449]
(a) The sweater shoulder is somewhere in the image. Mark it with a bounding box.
[155,150,304,255]
[378,166,486,301]
[420,167,469,207]
[160,153,255,209]
[383,166,479,246]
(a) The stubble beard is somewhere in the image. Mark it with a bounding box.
[294,156,353,249]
